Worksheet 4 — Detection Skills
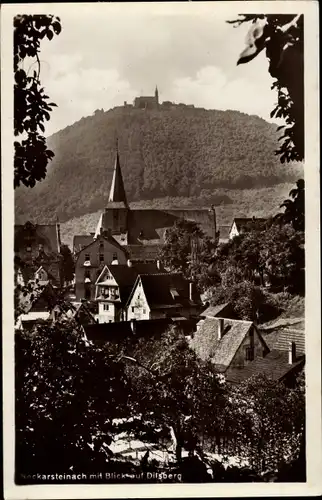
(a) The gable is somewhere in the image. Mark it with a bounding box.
[127,278,149,311]
[190,318,253,370]
[76,236,127,266]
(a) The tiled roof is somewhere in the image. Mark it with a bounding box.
[97,263,166,305]
[273,328,305,355]
[202,303,231,318]
[190,318,253,370]
[84,317,195,344]
[125,209,216,245]
[125,244,162,261]
[226,350,305,384]
[73,235,93,254]
[232,218,268,231]
[136,273,201,309]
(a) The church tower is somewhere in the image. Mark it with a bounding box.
[95,141,129,239]
[108,140,128,208]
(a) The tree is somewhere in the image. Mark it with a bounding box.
[14,14,62,188]
[228,15,304,163]
[60,244,75,285]
[227,374,305,475]
[116,329,229,464]
[279,178,305,231]
[15,320,132,478]
[160,219,217,291]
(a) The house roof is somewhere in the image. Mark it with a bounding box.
[127,273,201,310]
[189,318,254,370]
[226,350,305,384]
[73,235,93,254]
[230,217,268,233]
[202,303,231,318]
[84,317,195,344]
[273,328,305,355]
[75,234,127,265]
[125,244,162,261]
[96,263,167,305]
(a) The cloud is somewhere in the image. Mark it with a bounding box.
[37,8,280,134]
[168,63,277,120]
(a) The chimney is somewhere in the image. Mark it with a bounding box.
[189,282,194,301]
[127,259,133,267]
[288,341,296,364]
[156,260,161,270]
[130,319,137,335]
[218,318,224,340]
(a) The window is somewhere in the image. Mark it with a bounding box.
[26,246,32,252]
[103,304,109,311]
[85,270,90,278]
[131,306,135,312]
[99,254,104,262]
[85,288,91,300]
[143,309,146,314]
[99,241,104,251]
[113,253,117,260]
[85,253,90,260]
[245,346,254,361]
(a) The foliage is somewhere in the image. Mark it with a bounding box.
[226,374,305,474]
[14,14,61,188]
[216,221,304,290]
[209,280,265,321]
[59,244,75,284]
[116,328,229,462]
[160,218,217,291]
[15,320,131,476]
[278,178,305,231]
[14,106,303,223]
[229,15,304,163]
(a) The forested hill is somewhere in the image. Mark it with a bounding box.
[15,105,303,223]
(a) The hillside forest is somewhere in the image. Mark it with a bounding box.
[15,106,303,225]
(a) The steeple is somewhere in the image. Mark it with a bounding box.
[155,85,159,105]
[108,139,128,207]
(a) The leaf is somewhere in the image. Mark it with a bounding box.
[52,21,62,35]
[46,29,53,41]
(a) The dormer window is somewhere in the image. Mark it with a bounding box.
[84,253,91,266]
[170,288,180,299]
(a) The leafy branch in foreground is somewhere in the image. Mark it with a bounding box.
[228,14,304,163]
[14,14,62,188]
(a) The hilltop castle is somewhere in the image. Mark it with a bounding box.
[133,86,159,110]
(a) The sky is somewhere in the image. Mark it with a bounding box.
[29,4,279,135]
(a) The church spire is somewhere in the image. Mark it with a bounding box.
[108,140,128,207]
